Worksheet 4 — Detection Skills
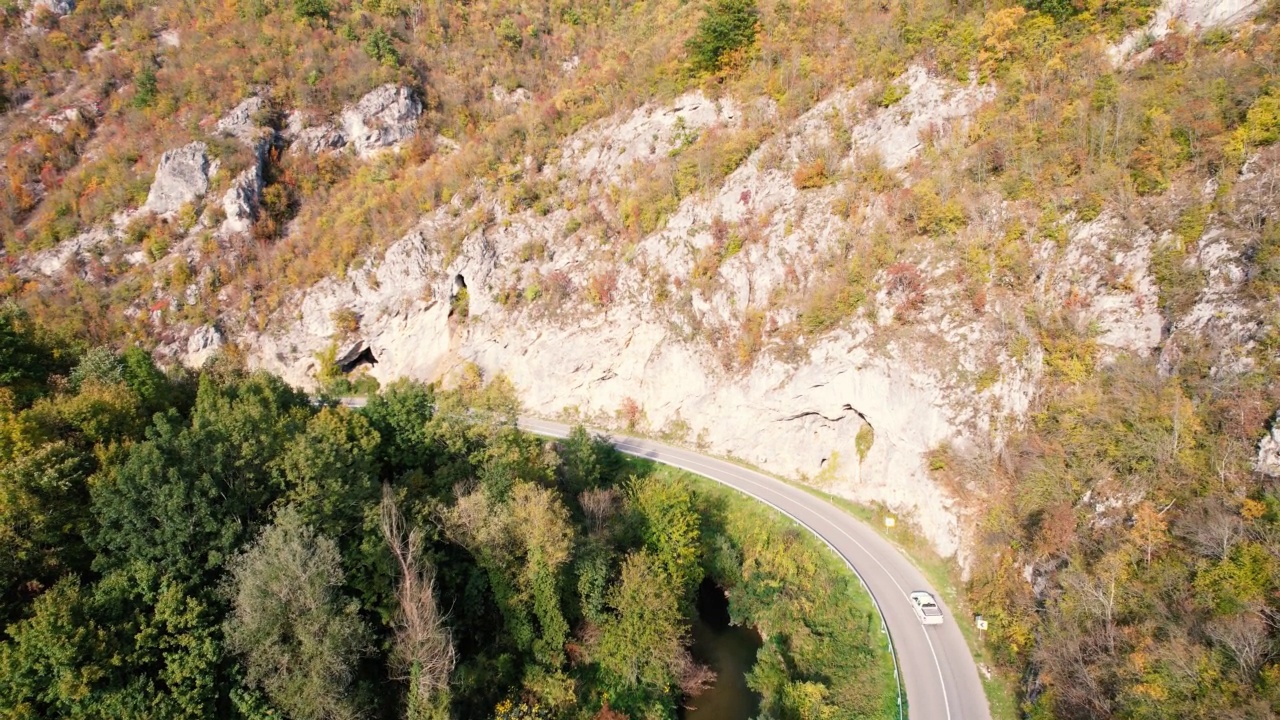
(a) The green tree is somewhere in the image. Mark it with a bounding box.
[497,17,522,50]
[362,379,436,478]
[44,378,145,448]
[628,475,702,600]
[293,0,329,20]
[0,566,232,719]
[478,425,556,501]
[279,407,381,540]
[558,425,603,495]
[279,406,386,613]
[91,563,228,718]
[91,372,308,582]
[0,577,115,718]
[441,482,573,668]
[189,371,311,476]
[68,346,124,390]
[596,551,689,691]
[224,508,370,720]
[133,66,158,108]
[0,441,92,621]
[687,0,759,74]
[364,28,400,66]
[121,345,188,417]
[0,303,63,406]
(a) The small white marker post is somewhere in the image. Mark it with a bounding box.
[976,615,988,638]
[884,516,896,528]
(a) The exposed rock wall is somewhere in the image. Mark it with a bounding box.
[1111,0,1266,64]
[285,84,421,157]
[1258,412,1280,477]
[205,65,1272,565]
[243,70,1015,561]
[215,96,268,144]
[247,229,972,556]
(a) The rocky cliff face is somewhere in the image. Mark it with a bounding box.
[240,69,1024,561]
[339,84,423,158]
[232,38,1277,563]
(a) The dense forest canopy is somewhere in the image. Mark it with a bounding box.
[0,304,895,719]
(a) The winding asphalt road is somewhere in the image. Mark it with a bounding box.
[518,417,992,720]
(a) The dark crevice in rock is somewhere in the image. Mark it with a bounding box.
[777,410,848,423]
[842,403,872,428]
[337,343,378,373]
[776,404,873,430]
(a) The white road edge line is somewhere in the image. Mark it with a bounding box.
[522,418,962,720]
[609,436,953,720]
[607,438,911,720]
[631,443,955,720]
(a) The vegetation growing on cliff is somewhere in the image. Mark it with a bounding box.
[934,349,1280,718]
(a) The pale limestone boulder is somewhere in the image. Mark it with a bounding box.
[218,138,269,236]
[216,96,268,144]
[185,325,225,368]
[1111,0,1266,65]
[220,167,262,235]
[24,0,74,24]
[290,123,347,155]
[339,84,422,158]
[143,142,211,215]
[1257,413,1280,477]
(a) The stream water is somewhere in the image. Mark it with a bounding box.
[681,580,763,720]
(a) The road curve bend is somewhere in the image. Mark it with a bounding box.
[519,417,992,720]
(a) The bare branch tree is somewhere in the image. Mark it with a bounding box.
[675,649,717,698]
[1208,610,1276,681]
[1175,497,1243,560]
[579,487,621,533]
[381,486,456,708]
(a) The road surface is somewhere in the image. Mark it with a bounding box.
[519,417,992,720]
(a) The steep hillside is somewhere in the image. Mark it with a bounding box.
[5,0,1280,715]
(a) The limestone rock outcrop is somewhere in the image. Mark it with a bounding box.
[1258,412,1280,478]
[220,162,264,235]
[240,73,1019,561]
[228,67,1267,566]
[24,0,74,24]
[216,96,268,144]
[31,0,74,13]
[211,98,273,234]
[185,324,225,368]
[290,123,346,155]
[339,84,422,157]
[283,85,420,157]
[143,142,212,215]
[1112,0,1266,63]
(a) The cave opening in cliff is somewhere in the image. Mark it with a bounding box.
[450,274,470,319]
[336,343,379,373]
